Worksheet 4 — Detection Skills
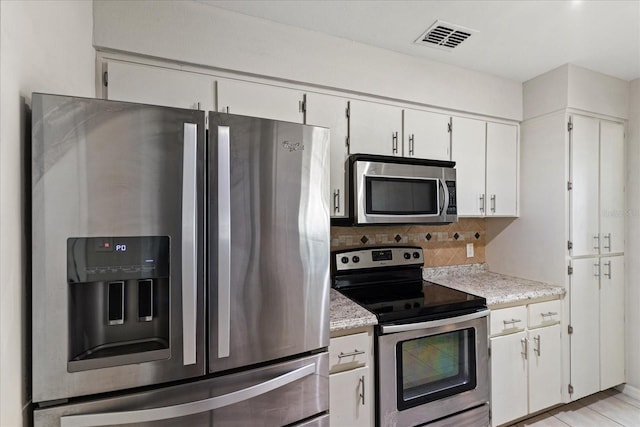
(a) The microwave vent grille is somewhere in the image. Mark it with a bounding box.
[414,20,477,51]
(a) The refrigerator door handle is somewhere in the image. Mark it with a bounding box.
[217,126,232,358]
[59,362,318,427]
[182,123,198,366]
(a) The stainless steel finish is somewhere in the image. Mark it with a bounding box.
[337,350,365,359]
[208,113,330,373]
[182,122,198,366]
[604,233,612,251]
[293,414,330,427]
[490,194,496,213]
[409,134,415,156]
[36,352,329,427]
[333,189,340,213]
[521,337,528,360]
[594,234,601,250]
[217,126,232,359]
[479,194,485,213]
[31,94,206,402]
[534,335,541,356]
[60,363,318,426]
[334,247,423,272]
[377,312,489,427]
[392,131,399,154]
[380,309,490,334]
[541,312,559,318]
[604,260,612,279]
[351,158,457,224]
[423,404,490,427]
[359,375,365,405]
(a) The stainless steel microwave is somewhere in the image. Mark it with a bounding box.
[337,154,457,226]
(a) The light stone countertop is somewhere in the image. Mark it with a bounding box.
[423,263,566,308]
[329,288,377,332]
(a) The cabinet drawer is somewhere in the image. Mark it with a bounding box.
[528,300,561,328]
[490,305,527,336]
[329,332,370,373]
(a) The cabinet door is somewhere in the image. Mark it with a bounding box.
[305,93,349,217]
[490,332,528,427]
[570,115,600,257]
[486,123,518,216]
[599,120,625,254]
[569,257,601,400]
[451,117,486,216]
[105,61,215,111]
[528,325,562,413]
[348,100,403,156]
[217,78,304,123]
[403,109,450,160]
[600,255,625,389]
[329,366,372,427]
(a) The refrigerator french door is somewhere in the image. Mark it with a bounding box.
[32,93,207,403]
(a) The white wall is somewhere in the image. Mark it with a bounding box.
[93,0,522,121]
[0,1,95,425]
[625,78,640,396]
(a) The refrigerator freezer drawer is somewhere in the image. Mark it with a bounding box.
[35,352,328,427]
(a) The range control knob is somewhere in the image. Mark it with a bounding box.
[404,303,412,309]
[403,252,411,260]
[341,256,349,264]
[413,252,420,259]
[352,255,360,263]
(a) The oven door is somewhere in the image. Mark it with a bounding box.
[377,309,489,427]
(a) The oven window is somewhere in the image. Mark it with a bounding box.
[396,328,476,410]
[365,177,438,215]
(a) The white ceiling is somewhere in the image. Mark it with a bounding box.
[199,0,640,83]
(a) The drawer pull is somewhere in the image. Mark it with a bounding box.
[540,312,558,318]
[503,318,522,326]
[338,349,365,359]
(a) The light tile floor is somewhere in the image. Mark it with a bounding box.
[512,389,640,427]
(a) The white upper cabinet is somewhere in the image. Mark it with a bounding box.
[305,93,349,217]
[105,61,215,111]
[599,120,625,254]
[217,78,304,123]
[451,117,487,216]
[486,123,518,216]
[403,109,451,160]
[570,115,600,257]
[348,100,403,156]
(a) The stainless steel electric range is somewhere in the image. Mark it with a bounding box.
[332,246,490,427]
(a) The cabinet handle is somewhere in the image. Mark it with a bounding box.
[479,194,485,213]
[604,233,612,252]
[604,261,612,279]
[392,132,399,154]
[333,189,340,213]
[594,262,601,278]
[503,318,522,326]
[337,349,365,359]
[533,335,541,356]
[593,234,600,250]
[409,134,415,156]
[490,194,496,213]
[359,375,365,406]
[540,312,558,318]
[521,337,528,360]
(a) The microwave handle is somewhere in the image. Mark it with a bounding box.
[439,179,448,215]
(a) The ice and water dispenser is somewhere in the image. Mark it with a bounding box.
[67,236,170,372]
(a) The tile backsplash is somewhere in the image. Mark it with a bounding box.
[331,218,485,267]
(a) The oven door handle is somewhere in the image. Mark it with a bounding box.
[380,309,490,334]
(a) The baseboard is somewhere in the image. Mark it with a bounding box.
[617,383,640,401]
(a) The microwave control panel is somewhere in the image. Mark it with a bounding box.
[446,181,457,215]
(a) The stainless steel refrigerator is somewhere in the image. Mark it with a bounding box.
[31,93,330,426]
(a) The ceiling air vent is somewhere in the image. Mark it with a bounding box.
[414,20,477,52]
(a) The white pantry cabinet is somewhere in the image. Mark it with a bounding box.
[305,93,350,217]
[490,301,562,427]
[217,78,305,123]
[348,100,403,157]
[329,330,374,427]
[104,61,215,111]
[403,109,451,161]
[452,118,518,217]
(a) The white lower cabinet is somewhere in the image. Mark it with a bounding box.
[490,301,562,427]
[329,330,374,427]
